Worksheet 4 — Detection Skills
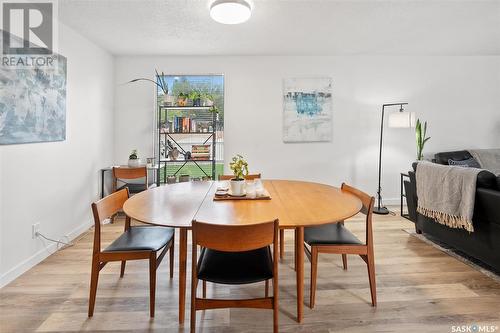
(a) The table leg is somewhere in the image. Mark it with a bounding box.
[295,227,304,323]
[179,228,188,324]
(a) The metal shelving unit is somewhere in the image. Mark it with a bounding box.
[157,105,217,183]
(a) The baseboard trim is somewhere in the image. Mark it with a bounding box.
[380,197,400,206]
[0,221,93,288]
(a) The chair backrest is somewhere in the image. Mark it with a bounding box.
[91,188,129,254]
[112,166,148,192]
[341,183,375,247]
[218,173,262,181]
[192,220,278,252]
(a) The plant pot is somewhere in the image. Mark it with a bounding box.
[179,174,190,183]
[163,94,175,106]
[177,97,186,106]
[193,98,201,107]
[230,179,245,196]
[202,98,214,107]
[128,159,141,167]
[166,176,177,184]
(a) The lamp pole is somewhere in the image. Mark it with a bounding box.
[374,102,408,215]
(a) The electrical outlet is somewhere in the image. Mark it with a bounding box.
[32,223,40,239]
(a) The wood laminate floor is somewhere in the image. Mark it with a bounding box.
[1,212,500,333]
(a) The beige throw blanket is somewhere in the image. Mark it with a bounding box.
[416,161,482,232]
[469,149,500,175]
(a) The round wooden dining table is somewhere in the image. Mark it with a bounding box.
[123,179,362,324]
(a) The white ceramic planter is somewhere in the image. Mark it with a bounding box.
[128,159,141,167]
[230,179,245,196]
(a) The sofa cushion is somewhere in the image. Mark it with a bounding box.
[497,176,500,191]
[448,157,481,168]
[435,150,472,165]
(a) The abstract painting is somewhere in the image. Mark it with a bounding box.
[283,77,332,142]
[0,33,66,145]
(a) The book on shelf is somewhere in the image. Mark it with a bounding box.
[170,116,206,133]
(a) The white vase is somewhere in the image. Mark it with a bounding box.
[128,159,141,167]
[230,179,245,196]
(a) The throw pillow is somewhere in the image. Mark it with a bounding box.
[448,157,481,168]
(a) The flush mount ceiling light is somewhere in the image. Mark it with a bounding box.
[210,0,252,25]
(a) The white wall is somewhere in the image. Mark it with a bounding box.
[114,55,500,203]
[0,23,114,286]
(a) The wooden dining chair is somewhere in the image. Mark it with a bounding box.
[89,188,175,317]
[110,166,154,223]
[304,183,376,308]
[190,219,279,333]
[112,166,154,194]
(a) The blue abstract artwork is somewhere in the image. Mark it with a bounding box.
[283,77,332,142]
[0,33,66,145]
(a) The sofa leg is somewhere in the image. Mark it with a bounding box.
[415,224,422,234]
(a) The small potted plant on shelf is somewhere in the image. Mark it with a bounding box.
[229,154,249,196]
[188,90,202,107]
[128,149,141,167]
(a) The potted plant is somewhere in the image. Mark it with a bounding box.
[128,149,141,167]
[416,119,430,160]
[127,70,171,105]
[188,90,202,107]
[229,154,249,196]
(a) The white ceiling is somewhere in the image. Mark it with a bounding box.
[59,0,500,56]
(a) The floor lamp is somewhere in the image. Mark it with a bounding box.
[375,102,414,215]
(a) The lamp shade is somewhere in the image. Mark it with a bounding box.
[388,111,415,128]
[210,0,252,24]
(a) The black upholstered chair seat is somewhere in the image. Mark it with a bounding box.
[197,247,273,285]
[104,226,174,252]
[117,183,155,194]
[304,223,362,246]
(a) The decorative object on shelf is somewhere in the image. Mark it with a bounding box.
[179,174,190,182]
[128,149,141,167]
[375,103,415,215]
[210,0,252,25]
[416,119,430,161]
[283,77,333,142]
[202,93,215,107]
[177,93,187,106]
[146,157,155,168]
[229,154,249,196]
[166,175,177,184]
[168,147,180,160]
[0,31,67,145]
[191,144,210,160]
